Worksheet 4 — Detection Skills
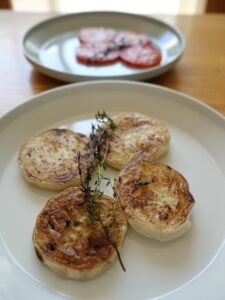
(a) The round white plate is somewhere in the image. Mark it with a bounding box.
[23,12,185,82]
[0,81,225,300]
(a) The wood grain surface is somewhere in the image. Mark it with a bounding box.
[0,11,224,117]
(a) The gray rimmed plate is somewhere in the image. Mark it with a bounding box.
[23,12,185,82]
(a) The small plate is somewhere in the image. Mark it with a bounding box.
[23,12,185,82]
[0,81,225,300]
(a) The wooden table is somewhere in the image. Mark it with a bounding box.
[0,11,225,117]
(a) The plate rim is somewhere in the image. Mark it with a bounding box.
[22,11,186,82]
[1,81,224,129]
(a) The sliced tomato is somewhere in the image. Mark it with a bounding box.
[114,31,152,49]
[76,43,119,65]
[78,27,117,44]
[120,45,162,68]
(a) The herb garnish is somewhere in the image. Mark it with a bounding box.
[77,111,126,272]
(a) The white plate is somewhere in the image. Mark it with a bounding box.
[0,81,225,300]
[23,12,185,82]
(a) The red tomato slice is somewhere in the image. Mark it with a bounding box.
[114,31,152,49]
[76,43,119,65]
[78,27,116,44]
[120,45,162,68]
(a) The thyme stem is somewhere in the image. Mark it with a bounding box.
[77,111,126,272]
[99,217,126,272]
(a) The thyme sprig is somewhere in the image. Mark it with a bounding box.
[77,111,126,272]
